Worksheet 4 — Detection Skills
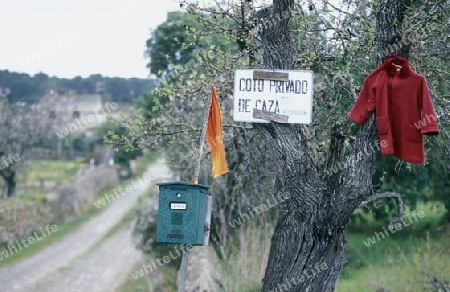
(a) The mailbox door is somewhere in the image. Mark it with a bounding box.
[156,182,209,245]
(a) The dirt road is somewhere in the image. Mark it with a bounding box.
[0,160,171,292]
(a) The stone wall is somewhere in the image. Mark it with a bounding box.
[0,201,54,245]
[0,165,119,246]
[50,165,119,221]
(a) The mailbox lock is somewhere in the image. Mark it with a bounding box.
[176,193,182,198]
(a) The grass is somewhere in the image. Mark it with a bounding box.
[119,271,151,292]
[337,202,450,292]
[221,201,449,292]
[119,198,449,292]
[219,224,274,292]
[119,203,272,292]
[0,154,158,267]
[348,201,447,233]
[120,223,273,292]
[337,232,450,291]
[120,175,450,292]
[0,196,34,208]
[18,159,86,183]
[0,159,86,203]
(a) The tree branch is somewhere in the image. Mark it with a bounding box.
[359,192,405,226]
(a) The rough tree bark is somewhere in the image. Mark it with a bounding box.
[256,0,407,291]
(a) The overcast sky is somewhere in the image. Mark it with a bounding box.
[0,0,180,79]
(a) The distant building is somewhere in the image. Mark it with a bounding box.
[34,91,107,136]
[30,91,133,161]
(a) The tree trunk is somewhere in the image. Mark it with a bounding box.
[257,123,351,291]
[0,169,17,197]
[257,0,406,291]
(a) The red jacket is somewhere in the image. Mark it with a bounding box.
[349,55,440,164]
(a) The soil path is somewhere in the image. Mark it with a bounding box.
[0,160,171,292]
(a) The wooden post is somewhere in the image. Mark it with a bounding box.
[192,90,214,183]
[178,88,214,292]
[178,250,190,292]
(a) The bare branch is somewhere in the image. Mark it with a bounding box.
[359,192,405,226]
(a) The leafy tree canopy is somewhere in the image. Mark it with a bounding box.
[0,70,156,104]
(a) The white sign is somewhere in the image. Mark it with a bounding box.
[170,203,187,210]
[233,69,314,124]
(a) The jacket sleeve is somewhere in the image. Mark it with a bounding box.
[349,76,376,124]
[418,77,440,135]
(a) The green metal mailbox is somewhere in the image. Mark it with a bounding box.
[156,181,211,245]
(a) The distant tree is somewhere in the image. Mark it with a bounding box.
[0,70,155,104]
[0,70,40,103]
[97,121,142,168]
[145,11,195,77]
[0,98,52,197]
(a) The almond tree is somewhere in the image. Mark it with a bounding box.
[0,98,52,197]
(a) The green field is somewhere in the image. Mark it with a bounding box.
[337,202,449,292]
[18,159,86,183]
[0,159,87,207]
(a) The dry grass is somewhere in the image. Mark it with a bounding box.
[219,223,274,292]
[378,233,450,291]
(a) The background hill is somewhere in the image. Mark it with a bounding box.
[0,70,157,104]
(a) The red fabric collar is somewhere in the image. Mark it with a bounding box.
[383,55,410,78]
